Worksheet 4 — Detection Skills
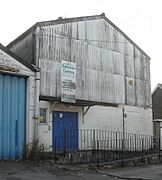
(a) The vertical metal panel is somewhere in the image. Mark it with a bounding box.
[145,81,151,107]
[10,76,18,158]
[124,55,134,78]
[100,48,113,73]
[17,77,26,158]
[76,66,82,99]
[134,48,144,80]
[114,74,125,103]
[112,51,124,75]
[3,75,11,158]
[0,74,26,159]
[143,57,150,81]
[136,79,145,107]
[125,77,135,105]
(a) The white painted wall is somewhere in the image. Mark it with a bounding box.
[26,76,36,143]
[39,101,82,150]
[38,101,153,150]
[81,105,153,136]
[124,106,153,136]
[39,101,52,150]
[81,106,123,132]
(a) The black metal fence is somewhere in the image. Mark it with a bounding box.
[52,129,161,164]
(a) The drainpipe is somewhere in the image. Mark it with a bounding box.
[122,108,127,150]
[34,71,40,140]
[122,108,125,141]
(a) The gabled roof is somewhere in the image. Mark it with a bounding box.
[7,13,150,59]
[0,43,39,72]
[152,84,162,96]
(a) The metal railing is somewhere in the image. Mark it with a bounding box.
[52,129,160,164]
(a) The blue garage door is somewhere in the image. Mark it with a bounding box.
[52,111,78,152]
[0,74,26,159]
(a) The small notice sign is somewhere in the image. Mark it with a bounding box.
[61,61,76,103]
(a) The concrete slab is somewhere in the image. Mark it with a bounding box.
[99,164,162,180]
[0,161,119,180]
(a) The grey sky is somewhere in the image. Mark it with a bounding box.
[0,0,161,90]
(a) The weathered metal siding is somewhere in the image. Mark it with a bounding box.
[8,32,34,64]
[0,74,26,159]
[36,18,150,107]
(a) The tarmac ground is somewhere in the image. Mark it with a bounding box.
[0,160,162,180]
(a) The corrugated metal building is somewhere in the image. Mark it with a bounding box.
[0,43,38,159]
[7,13,153,151]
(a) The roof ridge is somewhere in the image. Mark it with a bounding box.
[36,13,104,26]
[7,13,150,59]
[7,14,104,48]
[152,83,162,95]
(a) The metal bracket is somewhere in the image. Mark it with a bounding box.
[50,101,57,113]
[83,106,91,116]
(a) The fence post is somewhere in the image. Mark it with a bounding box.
[64,129,67,154]
[135,134,137,156]
[92,129,96,162]
[142,138,144,162]
[97,140,99,167]
[116,132,118,159]
[54,137,57,163]
[159,137,161,161]
[151,137,153,154]
[122,139,124,166]
[122,108,125,150]
[93,129,96,149]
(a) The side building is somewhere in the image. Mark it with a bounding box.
[7,13,152,151]
[152,84,162,139]
[0,43,38,159]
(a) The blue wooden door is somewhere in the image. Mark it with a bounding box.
[52,111,78,152]
[0,74,26,159]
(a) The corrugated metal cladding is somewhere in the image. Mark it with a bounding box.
[0,74,26,159]
[37,19,151,107]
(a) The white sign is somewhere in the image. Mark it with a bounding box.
[61,61,76,103]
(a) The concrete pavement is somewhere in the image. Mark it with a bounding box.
[0,161,119,180]
[98,164,162,180]
[0,160,162,179]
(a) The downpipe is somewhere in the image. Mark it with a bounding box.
[34,71,40,140]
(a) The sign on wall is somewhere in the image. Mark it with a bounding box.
[61,61,76,103]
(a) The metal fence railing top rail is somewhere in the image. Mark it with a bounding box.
[51,129,161,164]
[52,129,157,151]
